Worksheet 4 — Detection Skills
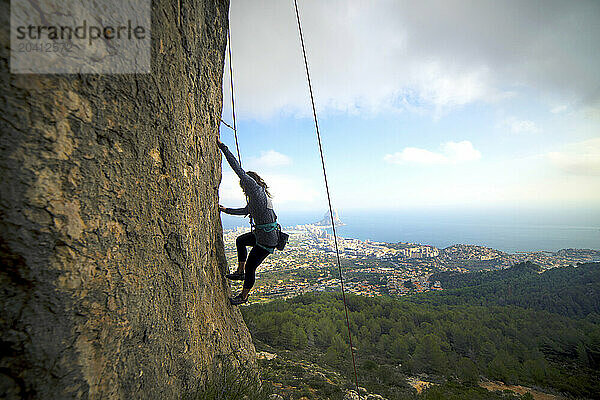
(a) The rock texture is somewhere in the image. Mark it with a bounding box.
[0,0,255,398]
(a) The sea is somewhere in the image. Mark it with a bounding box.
[220,208,600,253]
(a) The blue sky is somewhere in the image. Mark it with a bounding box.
[218,0,600,215]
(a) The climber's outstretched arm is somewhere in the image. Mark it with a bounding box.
[217,140,248,179]
[217,140,260,195]
[219,204,249,216]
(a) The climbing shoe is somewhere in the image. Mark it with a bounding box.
[229,294,248,306]
[226,271,245,281]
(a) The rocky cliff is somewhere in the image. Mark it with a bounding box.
[0,0,256,398]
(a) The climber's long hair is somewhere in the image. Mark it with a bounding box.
[243,171,271,197]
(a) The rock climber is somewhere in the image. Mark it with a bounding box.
[217,138,280,305]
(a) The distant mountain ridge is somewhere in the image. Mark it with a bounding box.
[314,210,345,227]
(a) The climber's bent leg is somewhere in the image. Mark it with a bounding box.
[230,246,268,305]
[236,232,255,272]
[243,246,270,291]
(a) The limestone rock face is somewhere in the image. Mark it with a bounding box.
[0,0,255,398]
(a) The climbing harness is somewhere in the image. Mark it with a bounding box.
[255,243,275,254]
[253,222,285,254]
[253,222,278,254]
[293,0,361,395]
[254,222,279,233]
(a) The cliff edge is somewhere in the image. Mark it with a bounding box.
[0,0,255,398]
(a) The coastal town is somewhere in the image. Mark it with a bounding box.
[222,223,600,303]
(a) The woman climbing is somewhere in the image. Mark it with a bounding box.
[217,138,279,305]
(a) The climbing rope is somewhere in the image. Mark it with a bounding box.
[220,118,235,132]
[226,26,242,166]
[293,0,361,396]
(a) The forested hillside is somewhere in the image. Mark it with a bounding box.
[243,263,600,399]
[427,262,600,318]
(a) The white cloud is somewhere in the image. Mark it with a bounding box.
[249,150,292,169]
[442,141,482,162]
[502,117,541,133]
[547,138,600,176]
[413,64,496,111]
[550,105,568,114]
[384,140,481,165]
[225,0,600,119]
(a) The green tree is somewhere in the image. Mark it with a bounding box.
[457,357,479,385]
[411,334,446,374]
[291,327,308,349]
[324,334,347,367]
